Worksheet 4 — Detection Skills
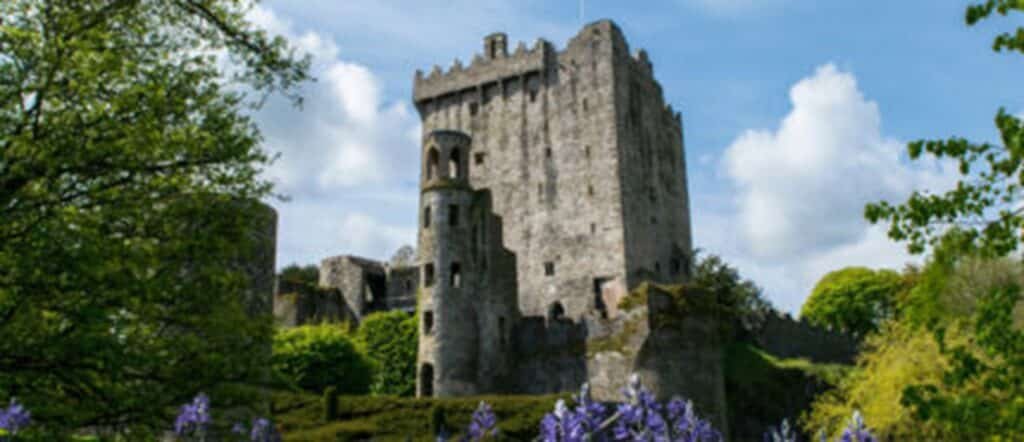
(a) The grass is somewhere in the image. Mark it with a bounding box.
[273,390,568,441]
[724,342,851,440]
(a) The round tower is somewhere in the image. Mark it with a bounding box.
[416,130,480,397]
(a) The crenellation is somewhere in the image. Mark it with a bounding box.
[413,37,555,106]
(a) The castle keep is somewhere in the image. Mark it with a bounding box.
[274,21,858,436]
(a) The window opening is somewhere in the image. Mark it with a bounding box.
[450,262,462,288]
[424,263,435,287]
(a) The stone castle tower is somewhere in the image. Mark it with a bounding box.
[413,19,698,398]
[413,19,692,321]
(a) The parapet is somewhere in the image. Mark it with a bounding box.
[413,37,555,104]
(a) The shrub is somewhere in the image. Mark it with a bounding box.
[356,311,418,396]
[272,324,373,395]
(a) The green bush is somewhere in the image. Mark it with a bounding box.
[356,311,419,396]
[273,324,373,395]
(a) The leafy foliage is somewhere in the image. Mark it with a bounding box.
[389,245,417,267]
[356,311,419,396]
[803,321,955,440]
[689,251,776,332]
[0,0,309,437]
[864,2,1024,257]
[279,264,320,287]
[800,267,904,338]
[272,324,374,396]
[902,282,1024,440]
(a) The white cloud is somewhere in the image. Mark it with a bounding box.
[698,63,957,314]
[248,6,421,268]
[250,6,420,196]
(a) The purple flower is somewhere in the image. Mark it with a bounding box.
[540,384,613,442]
[249,417,281,442]
[0,398,31,436]
[464,401,498,441]
[173,393,211,436]
[838,411,875,442]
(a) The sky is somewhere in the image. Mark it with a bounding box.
[250,0,1024,314]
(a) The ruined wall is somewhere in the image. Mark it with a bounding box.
[273,278,355,326]
[748,313,859,364]
[385,266,419,313]
[319,255,387,322]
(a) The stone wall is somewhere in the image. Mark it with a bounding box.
[748,312,859,364]
[273,278,355,327]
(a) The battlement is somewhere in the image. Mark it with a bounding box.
[413,38,555,104]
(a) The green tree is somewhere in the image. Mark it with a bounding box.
[357,311,419,396]
[800,267,904,338]
[279,263,320,287]
[861,3,1024,438]
[273,324,373,395]
[864,3,1024,257]
[0,0,308,437]
[690,251,775,331]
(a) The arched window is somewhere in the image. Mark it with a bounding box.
[426,147,439,180]
[448,148,461,179]
[548,301,565,321]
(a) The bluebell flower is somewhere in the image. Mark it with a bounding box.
[0,398,31,437]
[173,393,211,437]
[838,411,875,442]
[249,417,281,442]
[463,401,499,441]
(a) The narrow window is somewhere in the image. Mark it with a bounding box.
[655,262,662,275]
[450,262,462,288]
[587,185,594,197]
[584,145,591,158]
[424,311,434,334]
[469,102,479,116]
[649,186,657,203]
[405,280,413,292]
[537,183,543,200]
[544,261,555,277]
[582,98,589,112]
[590,223,597,235]
[671,258,682,276]
[474,152,486,165]
[426,147,440,180]
[449,204,459,227]
[423,205,431,228]
[545,147,552,159]
[424,263,435,287]
[651,216,658,225]
[498,316,507,347]
[449,148,461,179]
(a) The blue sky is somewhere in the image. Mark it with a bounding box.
[252,0,1024,314]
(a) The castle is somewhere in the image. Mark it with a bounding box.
[273,21,858,436]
